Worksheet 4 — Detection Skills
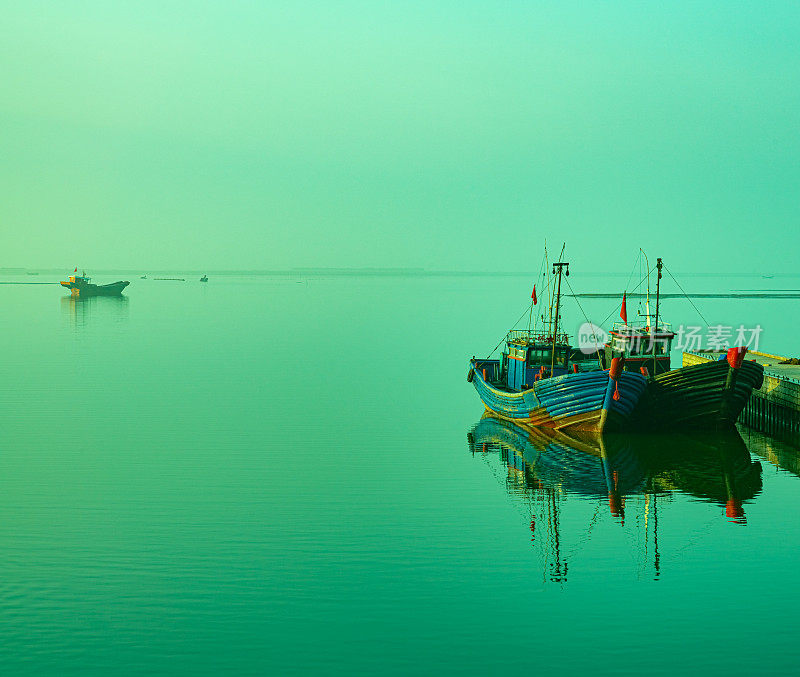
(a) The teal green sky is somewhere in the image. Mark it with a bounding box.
[2,1,799,271]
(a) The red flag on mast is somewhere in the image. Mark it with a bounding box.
[531,284,537,305]
[620,293,628,324]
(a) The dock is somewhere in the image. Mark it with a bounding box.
[684,350,800,439]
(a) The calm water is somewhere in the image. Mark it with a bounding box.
[2,271,800,675]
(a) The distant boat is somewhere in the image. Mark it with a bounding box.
[140,274,147,279]
[200,275,208,282]
[26,272,39,276]
[154,277,185,281]
[60,272,129,298]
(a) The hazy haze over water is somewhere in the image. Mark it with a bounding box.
[2,1,800,272]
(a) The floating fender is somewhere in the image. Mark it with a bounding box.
[467,368,475,383]
[609,356,624,381]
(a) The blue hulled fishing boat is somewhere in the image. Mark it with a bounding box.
[468,260,648,434]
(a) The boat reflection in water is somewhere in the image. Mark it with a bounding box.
[468,414,763,582]
[60,294,130,328]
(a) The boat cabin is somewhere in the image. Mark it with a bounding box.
[604,322,675,376]
[501,330,572,390]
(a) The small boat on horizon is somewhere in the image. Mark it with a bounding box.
[60,270,129,298]
[200,275,208,282]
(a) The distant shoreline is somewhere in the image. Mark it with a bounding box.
[5,269,800,278]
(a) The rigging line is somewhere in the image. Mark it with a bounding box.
[664,264,711,327]
[564,275,604,367]
[485,303,533,358]
[624,250,642,293]
[596,264,657,329]
[529,244,548,331]
[539,263,555,327]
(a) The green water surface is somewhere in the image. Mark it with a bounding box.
[1,272,799,675]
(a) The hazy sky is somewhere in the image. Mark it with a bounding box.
[2,1,799,271]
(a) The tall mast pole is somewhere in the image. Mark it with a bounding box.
[550,262,568,377]
[652,257,663,375]
[640,249,651,330]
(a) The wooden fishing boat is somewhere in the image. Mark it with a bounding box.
[607,257,764,428]
[60,272,129,298]
[468,260,648,433]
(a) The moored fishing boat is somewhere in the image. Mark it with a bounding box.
[606,257,764,428]
[468,260,648,434]
[60,270,130,298]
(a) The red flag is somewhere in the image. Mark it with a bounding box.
[620,293,628,324]
[74,267,77,272]
[531,284,537,305]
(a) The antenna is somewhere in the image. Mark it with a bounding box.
[550,261,569,377]
[640,249,652,330]
[652,257,663,375]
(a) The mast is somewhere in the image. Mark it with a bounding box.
[640,249,652,330]
[550,262,568,376]
[652,257,663,375]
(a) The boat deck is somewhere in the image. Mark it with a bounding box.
[687,350,800,384]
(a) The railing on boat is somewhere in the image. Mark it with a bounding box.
[610,321,673,335]
[506,330,571,345]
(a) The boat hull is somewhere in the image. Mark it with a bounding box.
[469,360,648,433]
[638,359,764,429]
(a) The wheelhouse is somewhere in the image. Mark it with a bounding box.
[605,322,675,375]
[501,330,572,390]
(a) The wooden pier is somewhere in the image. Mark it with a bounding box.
[684,350,800,439]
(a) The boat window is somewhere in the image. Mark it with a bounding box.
[509,346,526,360]
[527,348,549,366]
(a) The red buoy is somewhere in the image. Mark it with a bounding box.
[609,356,623,381]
